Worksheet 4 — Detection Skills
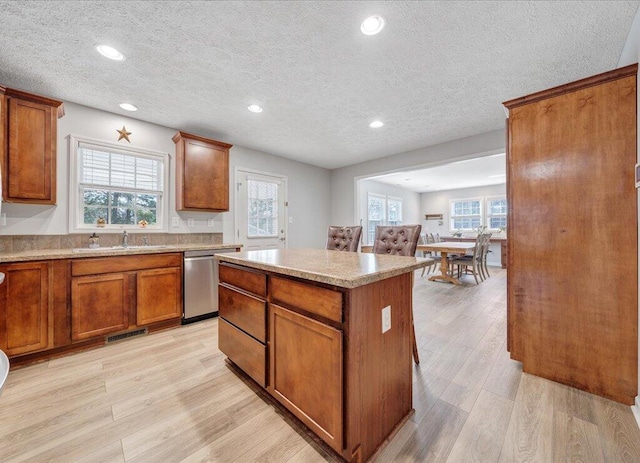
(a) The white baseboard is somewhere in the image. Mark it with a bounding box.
[632,396,640,429]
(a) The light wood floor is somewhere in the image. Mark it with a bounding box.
[2,267,640,462]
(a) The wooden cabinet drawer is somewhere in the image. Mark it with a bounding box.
[219,284,266,343]
[72,253,182,276]
[219,318,266,387]
[270,276,343,323]
[219,263,266,297]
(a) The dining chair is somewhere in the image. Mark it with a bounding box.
[480,233,493,280]
[325,226,362,252]
[372,225,423,364]
[373,225,422,256]
[449,233,490,285]
[420,233,441,277]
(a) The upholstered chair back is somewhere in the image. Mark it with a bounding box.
[325,226,362,252]
[372,225,422,256]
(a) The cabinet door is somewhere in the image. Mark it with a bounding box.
[268,304,343,453]
[71,273,129,341]
[6,97,56,203]
[0,262,49,356]
[137,267,182,325]
[507,71,637,404]
[177,136,229,211]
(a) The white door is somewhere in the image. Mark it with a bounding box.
[235,169,287,251]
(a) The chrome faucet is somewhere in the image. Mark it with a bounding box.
[122,230,128,247]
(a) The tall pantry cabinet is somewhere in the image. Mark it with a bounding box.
[503,64,638,404]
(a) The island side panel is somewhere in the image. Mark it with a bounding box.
[344,272,413,462]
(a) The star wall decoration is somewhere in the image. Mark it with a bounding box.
[117,126,132,143]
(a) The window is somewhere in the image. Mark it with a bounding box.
[247,178,279,237]
[450,198,482,231]
[70,136,168,232]
[367,194,403,243]
[487,196,507,230]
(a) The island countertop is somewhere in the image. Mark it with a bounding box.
[216,248,433,289]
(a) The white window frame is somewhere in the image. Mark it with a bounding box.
[486,195,507,231]
[449,197,483,232]
[68,134,170,233]
[246,173,280,238]
[367,193,403,243]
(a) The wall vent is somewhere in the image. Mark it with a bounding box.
[105,328,148,344]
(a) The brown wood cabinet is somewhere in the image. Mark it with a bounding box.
[71,253,182,342]
[218,261,413,462]
[218,263,267,387]
[137,267,182,325]
[269,303,343,452]
[0,86,64,204]
[173,131,232,212]
[0,261,49,356]
[504,64,638,404]
[71,273,130,341]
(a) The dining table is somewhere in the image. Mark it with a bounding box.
[361,243,477,285]
[418,242,477,285]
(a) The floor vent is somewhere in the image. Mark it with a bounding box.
[105,328,148,344]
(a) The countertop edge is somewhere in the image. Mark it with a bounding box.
[0,243,243,263]
[217,253,433,289]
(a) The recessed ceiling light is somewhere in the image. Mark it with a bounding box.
[361,15,385,35]
[95,44,125,61]
[248,104,263,113]
[369,120,384,128]
[119,103,138,111]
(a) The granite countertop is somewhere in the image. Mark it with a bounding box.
[0,243,242,263]
[216,248,433,289]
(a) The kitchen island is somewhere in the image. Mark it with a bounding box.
[216,249,432,462]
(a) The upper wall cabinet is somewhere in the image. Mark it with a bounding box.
[172,131,232,212]
[0,86,64,205]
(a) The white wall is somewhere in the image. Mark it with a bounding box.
[330,129,505,227]
[357,179,421,244]
[1,102,331,248]
[227,146,332,249]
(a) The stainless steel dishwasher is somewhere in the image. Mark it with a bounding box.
[183,248,236,324]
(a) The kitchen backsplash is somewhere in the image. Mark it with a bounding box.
[0,233,223,253]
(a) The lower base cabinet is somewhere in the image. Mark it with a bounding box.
[137,267,182,325]
[1,252,184,364]
[269,303,343,452]
[71,253,183,342]
[71,273,130,341]
[0,261,49,356]
[218,262,414,462]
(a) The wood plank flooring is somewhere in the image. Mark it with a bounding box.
[2,267,640,462]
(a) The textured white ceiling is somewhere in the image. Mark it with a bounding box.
[369,153,506,193]
[0,1,637,169]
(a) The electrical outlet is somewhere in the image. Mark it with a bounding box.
[288,216,293,224]
[171,217,180,227]
[187,218,195,227]
[207,218,215,227]
[382,305,391,333]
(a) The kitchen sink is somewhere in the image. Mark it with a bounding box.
[72,245,173,253]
